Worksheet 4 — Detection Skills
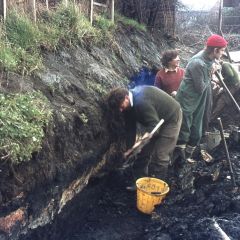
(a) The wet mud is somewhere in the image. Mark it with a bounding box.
[20,132,240,240]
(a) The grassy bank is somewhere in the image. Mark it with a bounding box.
[0,4,146,75]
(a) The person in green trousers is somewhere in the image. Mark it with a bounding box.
[175,34,228,162]
[107,86,182,190]
[211,61,240,120]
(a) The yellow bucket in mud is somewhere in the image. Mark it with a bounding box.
[136,177,170,214]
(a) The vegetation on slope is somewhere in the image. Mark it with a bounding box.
[0,3,145,164]
[0,3,146,75]
[0,92,52,164]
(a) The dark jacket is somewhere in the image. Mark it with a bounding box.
[125,86,181,147]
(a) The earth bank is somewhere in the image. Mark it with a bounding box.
[1,21,240,240]
[0,26,181,240]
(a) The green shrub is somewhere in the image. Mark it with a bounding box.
[87,81,107,96]
[0,91,52,164]
[42,3,99,46]
[1,12,44,74]
[16,48,43,75]
[116,14,147,32]
[0,42,19,71]
[5,11,43,50]
[94,15,115,31]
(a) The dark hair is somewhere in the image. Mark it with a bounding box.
[107,88,128,111]
[106,88,131,144]
[205,46,223,55]
[161,49,179,68]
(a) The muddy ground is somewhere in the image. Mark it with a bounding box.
[19,78,240,240]
[20,128,240,240]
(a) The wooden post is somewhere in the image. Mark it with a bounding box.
[29,0,36,22]
[90,0,113,25]
[218,0,232,63]
[0,0,7,21]
[46,0,49,10]
[90,0,93,25]
[218,0,223,34]
[110,0,114,23]
[63,0,68,7]
[172,0,176,37]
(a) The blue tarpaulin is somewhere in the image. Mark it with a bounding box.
[129,66,157,89]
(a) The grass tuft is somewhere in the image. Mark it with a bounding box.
[116,14,147,32]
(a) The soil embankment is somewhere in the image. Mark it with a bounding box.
[1,21,240,240]
[0,26,182,239]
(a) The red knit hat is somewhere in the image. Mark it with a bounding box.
[206,34,228,47]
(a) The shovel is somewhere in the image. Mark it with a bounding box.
[122,119,164,169]
[217,117,237,188]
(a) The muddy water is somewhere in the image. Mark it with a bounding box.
[21,138,240,240]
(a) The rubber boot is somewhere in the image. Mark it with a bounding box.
[172,144,186,166]
[185,145,196,163]
[150,165,169,183]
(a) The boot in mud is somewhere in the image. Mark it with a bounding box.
[172,144,186,167]
[150,166,169,183]
[199,143,213,162]
[185,145,196,163]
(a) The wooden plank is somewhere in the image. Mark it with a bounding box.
[17,0,25,3]
[93,2,107,8]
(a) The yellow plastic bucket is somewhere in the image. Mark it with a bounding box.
[136,177,170,214]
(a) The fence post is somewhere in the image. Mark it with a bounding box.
[29,0,37,22]
[110,0,114,23]
[46,0,49,10]
[63,0,68,7]
[218,0,223,34]
[0,0,7,21]
[90,0,93,25]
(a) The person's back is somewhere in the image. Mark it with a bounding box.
[177,51,213,102]
[221,62,240,87]
[212,62,240,120]
[131,86,180,131]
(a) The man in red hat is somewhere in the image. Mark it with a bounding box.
[175,34,228,163]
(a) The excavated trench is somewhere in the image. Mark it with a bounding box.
[19,129,240,240]
[1,24,239,239]
[18,72,240,240]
